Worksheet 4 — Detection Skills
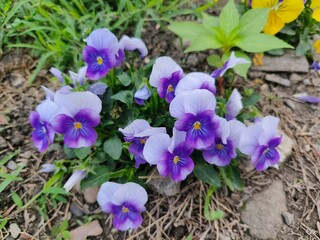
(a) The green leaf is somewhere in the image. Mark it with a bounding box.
[234,33,293,53]
[103,136,122,160]
[194,162,221,187]
[0,163,25,193]
[74,147,91,160]
[42,187,68,195]
[111,90,133,106]
[202,12,219,28]
[242,92,260,107]
[168,22,222,52]
[0,149,20,166]
[11,192,23,208]
[220,165,243,191]
[80,166,112,189]
[207,54,223,68]
[208,210,224,220]
[296,37,311,57]
[236,8,269,36]
[117,73,132,87]
[222,51,251,78]
[219,0,239,38]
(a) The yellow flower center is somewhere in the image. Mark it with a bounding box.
[193,121,201,130]
[263,148,270,155]
[140,139,146,144]
[216,144,224,149]
[173,156,180,164]
[97,56,103,65]
[42,126,47,133]
[122,206,129,213]
[167,84,174,92]
[74,122,82,129]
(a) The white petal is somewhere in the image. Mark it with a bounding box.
[97,182,122,208]
[184,89,216,115]
[143,133,171,164]
[258,116,280,145]
[169,91,187,118]
[228,119,246,147]
[118,119,151,137]
[238,124,262,155]
[168,127,187,153]
[216,117,229,144]
[36,99,61,122]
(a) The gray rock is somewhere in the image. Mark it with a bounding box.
[252,51,309,73]
[278,132,294,164]
[7,160,17,171]
[265,74,291,87]
[0,136,6,148]
[290,73,305,83]
[241,181,287,239]
[70,202,84,217]
[147,172,180,197]
[83,186,99,203]
[187,54,198,67]
[284,100,296,110]
[9,223,20,238]
[9,73,25,87]
[282,211,294,226]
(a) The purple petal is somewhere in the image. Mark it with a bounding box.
[54,91,102,116]
[203,139,235,166]
[258,116,280,145]
[115,48,125,67]
[64,124,98,148]
[74,108,100,127]
[134,98,145,105]
[36,99,61,122]
[227,119,246,147]
[157,71,182,102]
[238,123,263,155]
[119,35,148,57]
[97,182,122,212]
[294,94,320,103]
[39,163,56,173]
[226,88,243,120]
[69,66,88,86]
[252,146,280,171]
[31,122,55,152]
[129,138,147,155]
[63,170,87,192]
[83,46,115,80]
[149,56,183,88]
[168,128,187,153]
[85,28,119,53]
[41,86,55,100]
[143,133,171,165]
[133,154,148,168]
[311,61,320,71]
[50,67,64,82]
[51,114,74,134]
[268,136,282,148]
[111,183,148,212]
[113,206,143,231]
[89,82,108,96]
[134,86,151,101]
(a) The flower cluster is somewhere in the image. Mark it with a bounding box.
[30,28,283,232]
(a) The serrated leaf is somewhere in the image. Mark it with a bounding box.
[219,0,239,38]
[80,166,112,189]
[236,8,269,36]
[103,136,122,160]
[111,90,133,106]
[194,162,221,187]
[234,33,293,53]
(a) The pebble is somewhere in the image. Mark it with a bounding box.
[7,160,17,171]
[282,212,294,226]
[265,74,291,87]
[70,202,84,217]
[9,223,21,238]
[290,73,305,83]
[284,100,296,110]
[9,73,25,87]
[0,136,7,148]
[147,172,180,197]
[82,187,99,203]
[278,132,294,164]
[20,151,31,159]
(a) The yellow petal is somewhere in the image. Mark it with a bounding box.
[277,0,304,23]
[251,0,278,8]
[312,7,320,21]
[311,0,320,9]
[313,39,320,53]
[264,10,286,35]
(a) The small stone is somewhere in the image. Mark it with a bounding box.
[70,202,84,217]
[9,73,25,87]
[304,144,311,152]
[147,172,180,197]
[241,181,287,239]
[282,212,294,226]
[0,136,7,148]
[0,113,8,125]
[9,223,21,238]
[252,51,309,73]
[249,71,264,79]
[187,54,198,67]
[278,132,294,164]
[82,187,99,203]
[265,74,291,87]
[7,161,17,171]
[290,73,305,83]
[284,100,296,110]
[20,151,31,159]
[303,78,312,85]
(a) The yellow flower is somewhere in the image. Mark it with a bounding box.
[252,0,304,35]
[311,0,320,21]
[313,39,320,53]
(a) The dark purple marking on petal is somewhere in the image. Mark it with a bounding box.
[252,145,280,171]
[29,111,42,129]
[202,138,235,166]
[157,70,183,102]
[200,81,216,95]
[74,108,101,128]
[64,124,98,148]
[111,203,143,230]
[32,122,55,152]
[268,136,282,148]
[51,114,74,134]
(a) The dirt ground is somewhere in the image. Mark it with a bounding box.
[0,22,319,240]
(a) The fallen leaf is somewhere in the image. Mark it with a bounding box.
[0,113,8,125]
[70,220,103,240]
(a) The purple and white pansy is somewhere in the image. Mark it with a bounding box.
[143,128,194,182]
[134,85,151,105]
[149,56,184,102]
[83,28,120,80]
[226,88,243,120]
[119,35,148,58]
[29,100,61,152]
[169,89,219,149]
[97,182,148,231]
[119,119,166,168]
[203,117,245,166]
[51,91,102,148]
[211,52,250,78]
[239,116,282,171]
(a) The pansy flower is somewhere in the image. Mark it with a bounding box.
[97,182,148,231]
[52,91,102,148]
[83,28,120,80]
[169,89,219,149]
[29,100,61,152]
[144,128,194,182]
[63,170,87,192]
[226,88,243,120]
[119,119,166,168]
[211,52,250,78]
[69,66,88,86]
[203,117,245,166]
[239,116,282,171]
[175,72,216,96]
[119,35,148,58]
[134,85,151,105]
[251,0,304,35]
[149,56,184,102]
[311,0,320,21]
